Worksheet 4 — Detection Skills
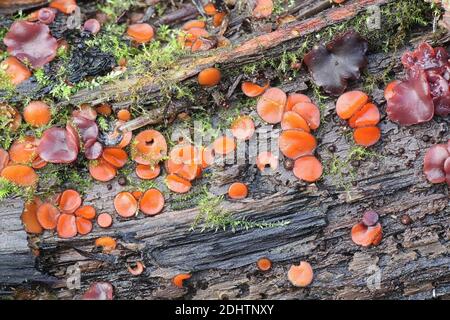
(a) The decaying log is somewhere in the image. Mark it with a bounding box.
[0,0,449,300]
[65,0,389,108]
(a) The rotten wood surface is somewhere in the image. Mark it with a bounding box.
[0,0,449,300]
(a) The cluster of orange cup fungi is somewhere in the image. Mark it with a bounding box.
[336,91,381,147]
[177,2,227,52]
[20,189,109,239]
[241,81,323,183]
[351,210,383,247]
[0,101,54,187]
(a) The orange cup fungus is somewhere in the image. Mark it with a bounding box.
[166,174,192,194]
[228,182,248,200]
[50,0,78,14]
[213,136,236,155]
[287,261,314,287]
[257,257,272,271]
[133,129,167,165]
[8,136,39,164]
[23,101,52,127]
[117,109,131,122]
[286,93,311,111]
[59,189,82,214]
[126,23,155,43]
[293,156,323,183]
[351,222,382,247]
[203,3,217,16]
[256,151,278,172]
[127,261,145,276]
[21,197,44,234]
[114,192,138,218]
[1,164,38,187]
[241,81,269,97]
[198,67,221,87]
[97,212,113,228]
[136,163,161,180]
[95,236,117,252]
[257,87,286,124]
[139,188,165,216]
[231,116,255,140]
[335,91,381,147]
[89,158,117,182]
[1,56,31,85]
[279,129,317,159]
[172,273,192,288]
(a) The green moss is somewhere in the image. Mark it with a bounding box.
[0,177,35,203]
[191,186,290,232]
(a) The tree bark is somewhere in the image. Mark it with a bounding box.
[0,0,449,300]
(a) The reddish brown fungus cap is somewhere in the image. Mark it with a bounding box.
[82,282,114,300]
[423,143,450,184]
[4,21,57,68]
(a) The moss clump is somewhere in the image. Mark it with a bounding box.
[191,186,290,232]
[0,177,35,203]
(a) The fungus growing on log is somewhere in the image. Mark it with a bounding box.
[288,261,314,287]
[423,142,450,186]
[133,129,167,165]
[127,23,155,43]
[38,126,79,164]
[386,43,450,124]
[257,87,286,124]
[304,30,368,95]
[83,19,101,35]
[278,129,317,159]
[172,273,191,288]
[97,213,113,228]
[231,116,255,140]
[293,156,323,183]
[4,21,57,68]
[23,101,52,127]
[198,67,221,87]
[0,57,31,85]
[228,182,248,199]
[82,282,114,300]
[241,81,269,97]
[38,8,56,24]
[253,0,274,19]
[114,192,138,218]
[351,222,383,247]
[257,257,272,271]
[139,188,165,216]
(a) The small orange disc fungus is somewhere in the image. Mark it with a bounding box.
[241,81,269,97]
[36,203,60,230]
[293,156,323,182]
[286,93,311,111]
[292,102,321,130]
[50,0,78,14]
[75,205,96,220]
[257,257,272,271]
[279,129,317,159]
[257,87,286,124]
[133,129,167,165]
[126,23,155,43]
[21,197,43,234]
[59,189,82,214]
[114,192,138,218]
[288,261,314,287]
[31,155,47,169]
[353,126,381,147]
[172,273,192,288]
[102,147,128,168]
[166,174,192,193]
[23,101,52,127]
[117,109,131,122]
[336,90,368,120]
[9,136,39,164]
[139,188,165,216]
[89,158,117,182]
[348,103,380,128]
[166,159,200,181]
[76,217,93,235]
[182,20,206,30]
[1,165,38,187]
[132,190,143,200]
[281,111,310,132]
[203,3,217,16]
[136,164,160,180]
[95,236,117,252]
[231,116,255,140]
[256,151,278,172]
[213,12,226,27]
[95,103,112,116]
[127,261,145,276]
[57,213,77,238]
[198,67,221,87]
[0,57,31,85]
[97,213,113,228]
[351,222,382,247]
[213,136,236,155]
[228,182,248,199]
